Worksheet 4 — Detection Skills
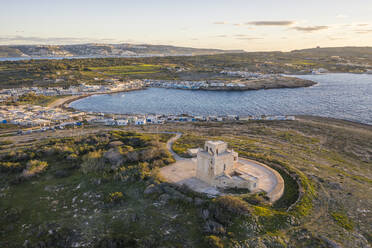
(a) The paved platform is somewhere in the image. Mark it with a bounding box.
[160,157,284,201]
[160,158,220,196]
[160,133,284,201]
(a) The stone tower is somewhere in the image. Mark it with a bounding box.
[196,141,238,185]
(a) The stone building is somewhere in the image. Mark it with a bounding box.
[196,141,258,190]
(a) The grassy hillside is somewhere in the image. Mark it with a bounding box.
[166,117,372,247]
[1,117,371,247]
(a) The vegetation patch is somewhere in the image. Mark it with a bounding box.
[331,211,354,230]
[4,92,63,106]
[106,191,125,204]
[0,161,23,173]
[172,134,206,157]
[22,160,48,177]
[214,196,251,216]
[205,235,224,248]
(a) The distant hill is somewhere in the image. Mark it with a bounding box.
[291,47,372,57]
[0,43,245,58]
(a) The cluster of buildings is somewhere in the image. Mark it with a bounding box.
[144,79,265,89]
[145,79,209,89]
[0,105,85,128]
[0,81,145,103]
[0,101,296,133]
[88,114,295,126]
[220,70,271,79]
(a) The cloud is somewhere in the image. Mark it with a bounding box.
[354,29,372,34]
[213,21,228,25]
[328,36,344,41]
[292,26,328,32]
[246,21,294,26]
[214,35,228,38]
[0,35,118,45]
[336,14,348,19]
[236,37,263,40]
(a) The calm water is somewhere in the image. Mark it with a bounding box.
[70,73,372,125]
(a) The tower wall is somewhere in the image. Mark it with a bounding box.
[196,152,215,184]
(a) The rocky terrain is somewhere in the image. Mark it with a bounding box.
[198,76,316,91]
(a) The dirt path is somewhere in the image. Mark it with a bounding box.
[165,132,186,161]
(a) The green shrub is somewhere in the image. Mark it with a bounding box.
[331,212,354,230]
[81,150,106,174]
[205,235,224,248]
[243,193,268,206]
[0,162,23,173]
[106,192,124,203]
[22,160,48,177]
[214,196,251,216]
[0,140,13,146]
[253,206,274,217]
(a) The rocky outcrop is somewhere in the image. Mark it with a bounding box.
[103,148,123,167]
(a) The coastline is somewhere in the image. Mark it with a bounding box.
[48,87,147,109]
[61,77,316,109]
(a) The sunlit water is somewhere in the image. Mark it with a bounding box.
[70,73,372,125]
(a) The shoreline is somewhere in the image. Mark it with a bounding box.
[48,87,146,109]
[60,77,316,109]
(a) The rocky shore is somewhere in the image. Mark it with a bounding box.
[198,77,316,91]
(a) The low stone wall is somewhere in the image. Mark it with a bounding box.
[241,158,285,203]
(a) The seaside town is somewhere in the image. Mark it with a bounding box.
[0,78,257,103]
[0,102,295,134]
[0,75,278,103]
[0,72,304,133]
[0,80,146,103]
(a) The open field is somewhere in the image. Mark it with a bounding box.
[88,64,163,76]
[0,116,371,247]
[1,47,372,88]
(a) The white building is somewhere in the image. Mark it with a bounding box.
[135,118,147,125]
[116,119,128,126]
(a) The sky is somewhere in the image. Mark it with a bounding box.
[1,0,372,51]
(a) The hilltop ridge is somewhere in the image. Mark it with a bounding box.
[0,43,245,58]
